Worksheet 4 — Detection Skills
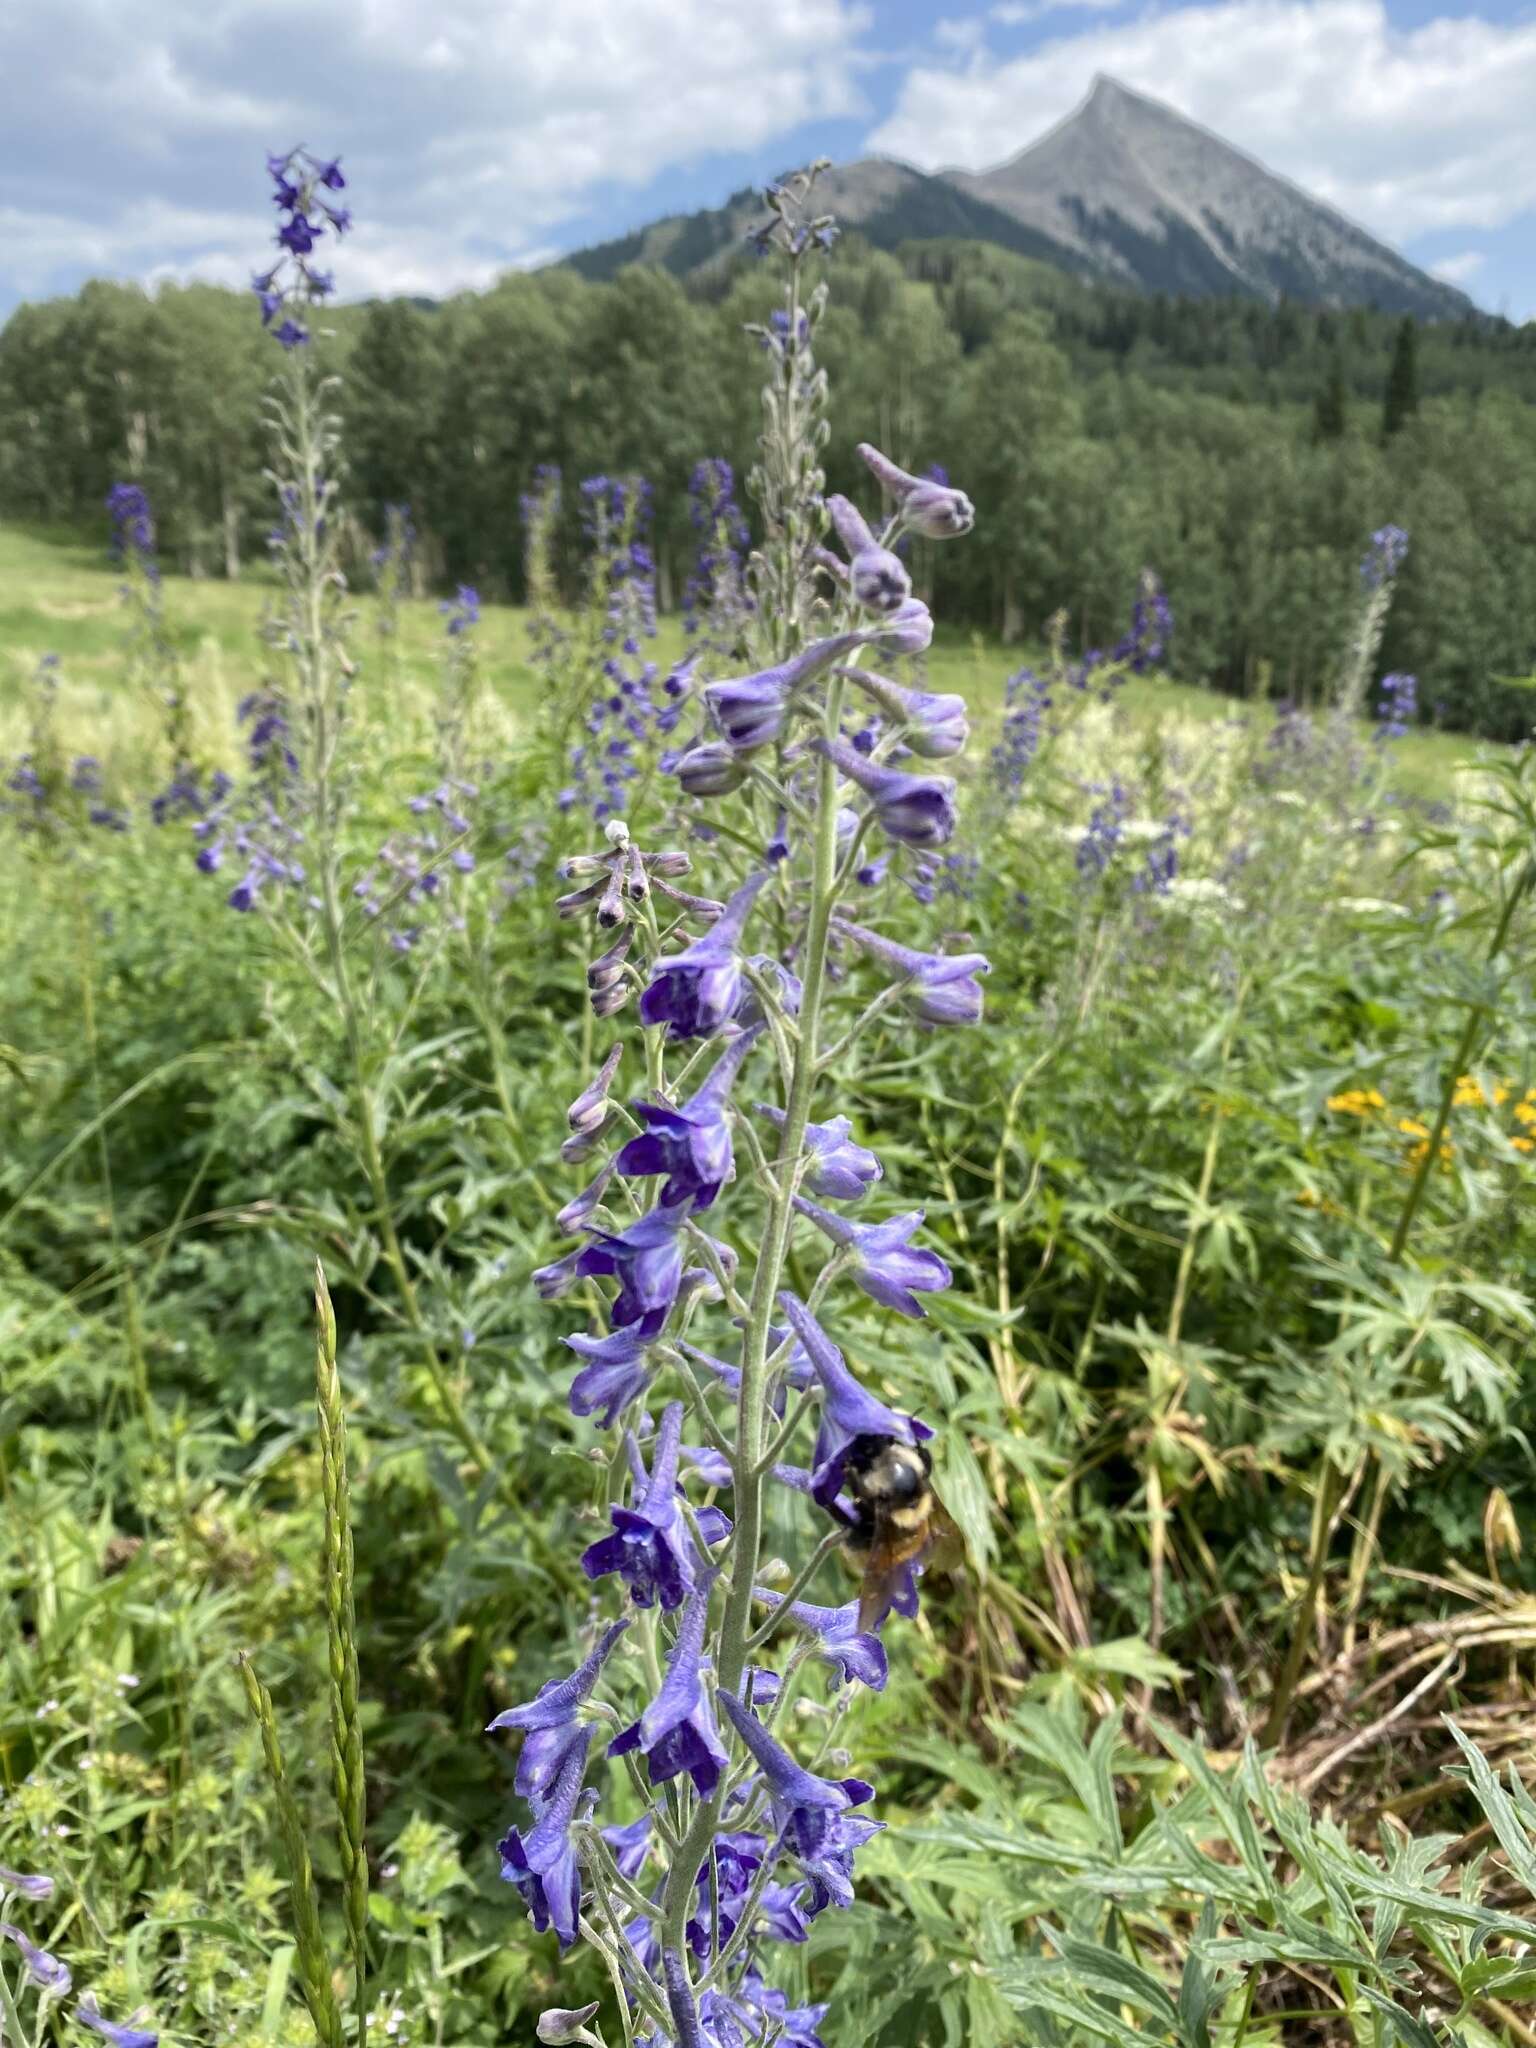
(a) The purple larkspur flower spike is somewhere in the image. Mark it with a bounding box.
[497,1726,591,1950]
[717,1690,882,1912]
[832,915,990,1027]
[838,667,969,759]
[824,495,911,614]
[488,1619,629,1798]
[639,872,767,1042]
[564,1321,654,1426]
[776,1292,931,1510]
[0,1923,70,1995]
[856,443,975,539]
[753,1590,888,1688]
[75,2000,160,2048]
[574,1200,687,1331]
[794,1194,950,1318]
[582,1402,713,1608]
[610,1577,729,1796]
[755,1105,881,1202]
[813,735,956,849]
[614,1027,760,1210]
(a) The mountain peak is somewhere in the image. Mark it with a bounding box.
[557,77,1471,321]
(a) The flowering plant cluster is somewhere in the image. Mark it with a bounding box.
[0,1864,157,2048]
[493,164,987,2048]
[252,148,349,350]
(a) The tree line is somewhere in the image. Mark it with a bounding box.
[3,238,1535,734]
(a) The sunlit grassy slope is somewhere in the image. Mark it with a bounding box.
[0,519,1488,798]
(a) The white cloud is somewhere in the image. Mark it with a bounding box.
[991,0,1125,25]
[0,0,870,304]
[1430,250,1486,283]
[867,0,1536,240]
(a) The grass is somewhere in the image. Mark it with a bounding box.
[0,520,1485,800]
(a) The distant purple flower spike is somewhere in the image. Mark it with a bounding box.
[639,872,767,1042]
[717,1691,882,1912]
[824,495,911,614]
[832,915,990,1028]
[610,1578,729,1796]
[794,1194,951,1318]
[564,1321,655,1426]
[614,1027,761,1209]
[487,1620,629,1798]
[838,667,969,759]
[753,1590,889,1689]
[856,443,975,539]
[75,2001,160,2048]
[581,1402,708,1608]
[755,1105,881,1201]
[497,1727,591,1950]
[776,1292,930,1510]
[0,1923,70,1995]
[813,735,957,849]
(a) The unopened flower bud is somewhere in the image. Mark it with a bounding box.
[604,818,630,847]
[562,1109,617,1166]
[675,743,746,797]
[646,849,691,878]
[588,931,633,993]
[591,979,631,1019]
[537,2003,602,2046]
[566,1042,623,1135]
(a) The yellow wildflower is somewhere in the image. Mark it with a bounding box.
[1327,1088,1386,1116]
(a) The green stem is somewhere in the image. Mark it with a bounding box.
[657,674,846,1952]
[1260,1456,1347,1748]
[1388,858,1532,1262]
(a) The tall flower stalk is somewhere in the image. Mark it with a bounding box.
[502,165,985,2047]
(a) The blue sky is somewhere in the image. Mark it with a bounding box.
[3,0,1534,322]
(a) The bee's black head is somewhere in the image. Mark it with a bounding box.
[845,1434,932,1504]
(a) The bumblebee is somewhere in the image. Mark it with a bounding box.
[842,1434,946,1635]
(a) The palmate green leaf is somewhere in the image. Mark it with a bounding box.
[1361,1987,1449,2048]
[1004,1705,1124,1852]
[1070,1636,1188,1688]
[996,1959,1171,2045]
[1151,1723,1278,1903]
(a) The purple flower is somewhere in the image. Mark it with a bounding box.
[614,1029,760,1210]
[832,916,990,1027]
[556,1160,617,1237]
[0,1866,53,1902]
[1376,670,1418,740]
[868,599,934,656]
[567,1042,623,1137]
[0,1923,70,1995]
[753,1590,888,1688]
[601,1814,652,1881]
[813,736,956,849]
[794,1195,950,1318]
[564,1322,654,1425]
[755,1106,881,1201]
[825,495,911,614]
[487,1620,628,1798]
[1361,524,1409,589]
[582,1403,715,1609]
[497,1727,591,1950]
[777,1292,931,1510]
[639,873,767,1042]
[733,956,802,1030]
[702,631,879,753]
[75,2002,159,2048]
[717,1691,882,1912]
[610,1580,729,1796]
[574,1202,687,1332]
[839,667,969,759]
[856,443,975,540]
[273,319,308,350]
[533,1244,586,1300]
[674,742,747,797]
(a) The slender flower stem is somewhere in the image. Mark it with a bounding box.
[657,675,847,1955]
